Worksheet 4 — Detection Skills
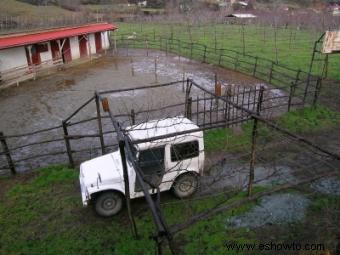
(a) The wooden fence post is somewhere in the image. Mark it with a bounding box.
[178,39,181,56]
[165,39,168,56]
[287,82,297,112]
[131,109,136,125]
[268,61,274,83]
[62,121,74,168]
[190,43,193,59]
[95,92,105,154]
[0,132,16,176]
[313,77,322,107]
[203,45,207,63]
[184,79,192,118]
[248,87,264,197]
[186,97,192,120]
[225,86,232,126]
[119,140,138,239]
[253,56,258,76]
[248,117,258,197]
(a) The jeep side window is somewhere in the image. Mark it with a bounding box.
[171,141,199,162]
[135,147,165,192]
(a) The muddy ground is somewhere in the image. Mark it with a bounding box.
[1,49,290,173]
[0,49,339,253]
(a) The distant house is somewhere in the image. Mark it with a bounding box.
[0,23,117,87]
[225,13,257,24]
[331,4,340,16]
[226,13,257,19]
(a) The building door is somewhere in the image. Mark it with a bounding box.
[25,46,32,66]
[31,45,41,65]
[78,36,88,58]
[50,40,60,61]
[61,38,72,63]
[94,32,102,53]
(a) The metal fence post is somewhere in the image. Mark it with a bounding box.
[186,97,192,120]
[248,87,264,197]
[165,39,168,56]
[0,132,16,176]
[119,140,138,239]
[62,121,74,168]
[253,56,258,76]
[131,109,136,125]
[313,77,322,107]
[190,43,193,59]
[95,92,105,155]
[268,61,274,83]
[203,45,207,63]
[248,117,258,197]
[287,81,297,112]
[184,79,193,117]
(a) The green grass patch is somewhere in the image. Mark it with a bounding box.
[204,123,252,153]
[277,106,340,133]
[309,195,340,213]
[204,121,271,153]
[0,165,267,255]
[204,106,339,153]
[115,23,340,80]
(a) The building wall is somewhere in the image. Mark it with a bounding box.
[88,33,96,54]
[69,36,80,60]
[0,47,28,72]
[101,31,110,50]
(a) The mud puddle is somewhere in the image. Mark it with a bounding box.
[0,49,286,172]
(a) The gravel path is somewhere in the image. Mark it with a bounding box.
[228,193,310,229]
[311,177,340,196]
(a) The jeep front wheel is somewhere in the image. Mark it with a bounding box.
[172,173,198,198]
[94,191,123,217]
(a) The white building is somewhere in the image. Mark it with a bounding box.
[0,23,117,87]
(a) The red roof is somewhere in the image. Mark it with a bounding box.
[0,23,117,50]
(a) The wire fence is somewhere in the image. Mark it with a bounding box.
[95,79,340,254]
[1,77,339,253]
[115,33,322,106]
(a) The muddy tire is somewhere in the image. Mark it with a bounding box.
[172,173,198,198]
[94,191,123,217]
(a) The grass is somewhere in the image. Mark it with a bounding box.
[204,122,253,153]
[0,165,267,255]
[115,22,340,80]
[2,164,337,254]
[1,0,73,17]
[277,105,340,133]
[83,4,138,13]
[204,106,339,153]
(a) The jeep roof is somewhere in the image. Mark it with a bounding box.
[125,116,202,150]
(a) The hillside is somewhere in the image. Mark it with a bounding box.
[0,0,74,17]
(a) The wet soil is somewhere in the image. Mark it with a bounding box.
[0,49,279,173]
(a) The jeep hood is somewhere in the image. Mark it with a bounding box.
[80,151,124,187]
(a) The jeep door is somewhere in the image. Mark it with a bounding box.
[163,139,200,190]
[134,146,165,193]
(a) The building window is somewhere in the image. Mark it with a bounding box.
[171,141,199,162]
[36,43,48,52]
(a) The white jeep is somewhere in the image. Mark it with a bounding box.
[79,117,205,217]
